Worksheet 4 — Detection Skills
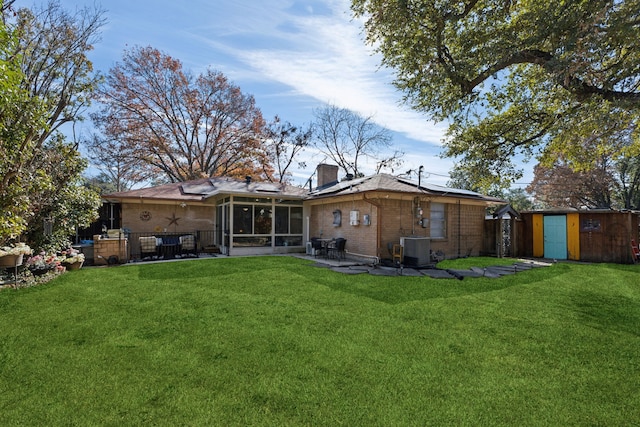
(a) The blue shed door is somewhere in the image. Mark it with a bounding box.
[543,215,567,260]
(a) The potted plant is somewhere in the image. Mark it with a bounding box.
[0,243,32,268]
[60,248,85,270]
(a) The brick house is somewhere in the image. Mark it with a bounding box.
[101,164,502,262]
[307,164,503,263]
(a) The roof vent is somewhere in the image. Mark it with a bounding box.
[245,176,252,185]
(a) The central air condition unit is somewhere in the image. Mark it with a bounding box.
[400,237,431,267]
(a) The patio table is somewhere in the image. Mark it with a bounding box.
[161,243,178,259]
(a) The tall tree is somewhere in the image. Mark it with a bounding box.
[13,1,105,148]
[85,131,148,192]
[447,161,514,196]
[312,104,398,177]
[92,46,268,183]
[448,169,536,210]
[503,188,536,212]
[0,1,103,241]
[527,157,615,209]
[352,0,640,187]
[615,155,640,209]
[262,116,311,184]
[84,173,119,196]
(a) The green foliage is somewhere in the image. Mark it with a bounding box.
[0,9,48,240]
[23,135,101,252]
[503,187,536,211]
[0,2,104,243]
[615,154,640,209]
[448,167,535,211]
[352,0,640,188]
[0,257,638,425]
[84,173,121,195]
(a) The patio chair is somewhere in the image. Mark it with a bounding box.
[139,236,158,260]
[391,244,403,265]
[632,239,640,263]
[179,234,198,258]
[310,237,324,258]
[327,238,346,260]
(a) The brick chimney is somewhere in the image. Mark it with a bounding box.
[316,164,338,189]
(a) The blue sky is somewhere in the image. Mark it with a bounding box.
[19,0,460,186]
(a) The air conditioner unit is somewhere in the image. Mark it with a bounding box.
[401,237,431,267]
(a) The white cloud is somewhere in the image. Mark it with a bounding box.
[207,0,448,147]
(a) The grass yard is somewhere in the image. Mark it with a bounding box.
[0,256,639,426]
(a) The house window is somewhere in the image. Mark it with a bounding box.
[231,198,303,247]
[290,207,302,234]
[233,204,253,235]
[254,205,272,234]
[430,203,446,239]
[275,206,289,234]
[274,206,303,246]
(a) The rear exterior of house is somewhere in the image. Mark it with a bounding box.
[306,165,503,263]
[307,194,490,262]
[100,165,502,263]
[103,177,308,259]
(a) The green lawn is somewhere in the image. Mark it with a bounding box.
[0,256,639,426]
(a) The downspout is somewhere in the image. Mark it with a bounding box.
[457,200,461,258]
[363,193,383,259]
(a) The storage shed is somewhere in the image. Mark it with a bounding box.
[516,209,640,264]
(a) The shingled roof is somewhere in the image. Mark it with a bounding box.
[104,177,308,202]
[103,173,502,204]
[308,173,503,203]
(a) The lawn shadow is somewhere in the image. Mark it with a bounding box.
[571,290,640,337]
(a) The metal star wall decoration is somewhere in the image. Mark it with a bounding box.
[166,213,180,226]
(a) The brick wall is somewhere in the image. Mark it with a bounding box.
[93,236,128,265]
[429,203,485,259]
[309,199,378,256]
[309,195,488,260]
[121,202,215,234]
